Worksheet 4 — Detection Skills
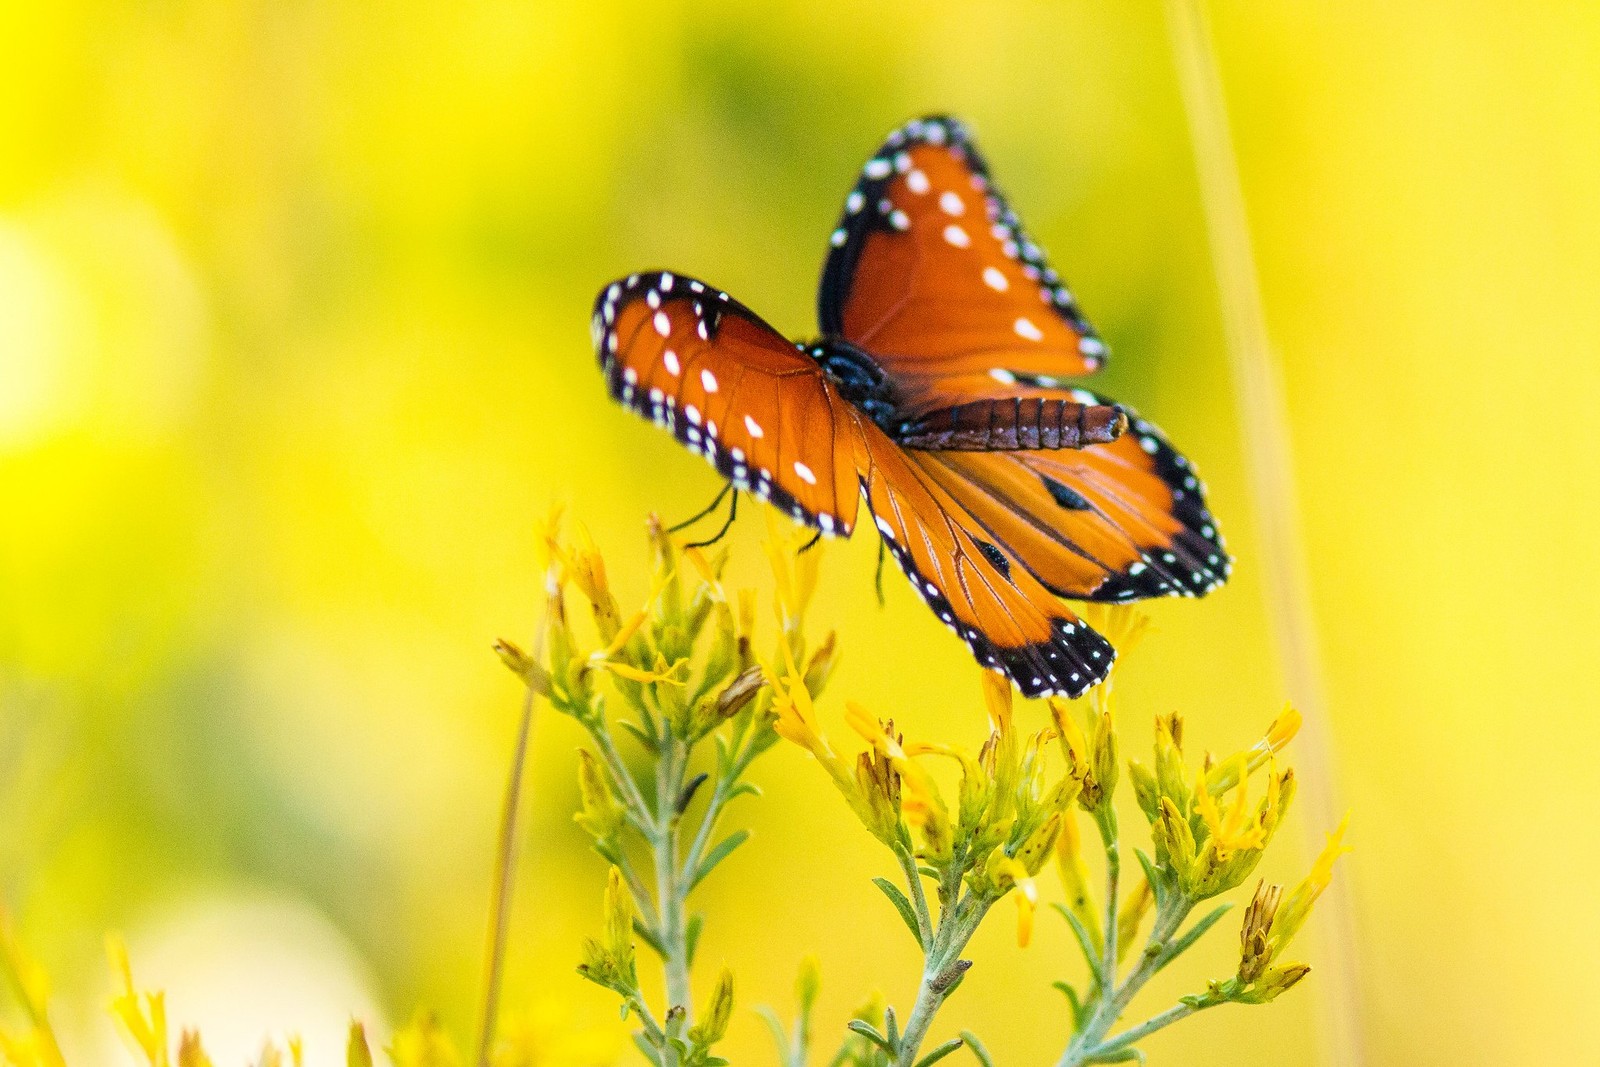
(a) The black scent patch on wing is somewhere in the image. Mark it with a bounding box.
[1040,473,1092,511]
[974,537,1012,580]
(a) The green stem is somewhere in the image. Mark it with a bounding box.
[1094,807,1120,997]
[893,891,995,1067]
[590,721,652,826]
[1078,999,1211,1061]
[1058,898,1194,1067]
[896,847,936,947]
[679,741,757,886]
[655,735,693,1015]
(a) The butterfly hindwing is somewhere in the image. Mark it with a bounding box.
[819,115,1107,415]
[852,412,1114,698]
[594,272,860,536]
[904,391,1231,603]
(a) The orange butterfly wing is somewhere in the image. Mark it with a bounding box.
[905,393,1231,603]
[819,115,1106,415]
[594,271,860,535]
[851,411,1115,698]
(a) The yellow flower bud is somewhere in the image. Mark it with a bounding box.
[690,969,736,1046]
[795,955,822,1014]
[346,1023,374,1067]
[603,866,634,968]
[1014,812,1062,877]
[575,749,626,843]
[1235,963,1311,1004]
[1054,812,1103,958]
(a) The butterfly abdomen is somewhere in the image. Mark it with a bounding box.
[895,397,1127,451]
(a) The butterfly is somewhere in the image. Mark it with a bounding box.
[591,115,1229,698]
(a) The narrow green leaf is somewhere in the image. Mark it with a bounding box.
[685,913,704,966]
[1051,902,1102,979]
[1132,848,1171,909]
[1085,1048,1145,1064]
[845,1021,895,1055]
[958,1032,994,1067]
[632,1031,663,1066]
[616,718,658,754]
[677,772,710,814]
[690,829,751,889]
[633,918,667,958]
[913,1038,965,1067]
[1162,903,1233,966]
[883,1006,899,1046]
[755,1006,791,1063]
[1052,980,1086,1029]
[871,877,925,949]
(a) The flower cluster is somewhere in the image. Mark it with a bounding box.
[511,509,836,1067]
[771,600,1348,1067]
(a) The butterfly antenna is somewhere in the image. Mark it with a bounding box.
[684,489,738,550]
[667,482,732,534]
[796,529,823,555]
[874,539,887,607]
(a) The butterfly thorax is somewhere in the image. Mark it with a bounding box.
[808,338,900,431]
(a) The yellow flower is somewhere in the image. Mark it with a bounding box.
[1205,705,1301,795]
[763,509,820,640]
[566,523,621,641]
[1271,815,1351,953]
[108,938,169,1067]
[1194,762,1268,855]
[1014,878,1039,948]
[768,658,898,845]
[602,654,687,687]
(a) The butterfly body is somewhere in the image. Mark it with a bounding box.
[592,116,1231,698]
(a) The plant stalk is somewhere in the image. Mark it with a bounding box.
[475,681,539,1067]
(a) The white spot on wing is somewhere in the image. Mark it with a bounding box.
[943,224,970,248]
[1014,317,1044,342]
[663,350,680,376]
[906,169,930,194]
[989,368,1017,385]
[793,461,817,485]
[653,311,671,337]
[744,415,765,438]
[700,368,718,393]
[983,267,1008,291]
[939,191,964,216]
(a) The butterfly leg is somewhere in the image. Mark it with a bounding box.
[796,529,824,555]
[684,488,739,550]
[667,482,732,534]
[874,538,887,608]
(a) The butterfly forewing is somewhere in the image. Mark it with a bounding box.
[594,272,860,535]
[819,116,1107,415]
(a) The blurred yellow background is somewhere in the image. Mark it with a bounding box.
[4,1,1598,1064]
